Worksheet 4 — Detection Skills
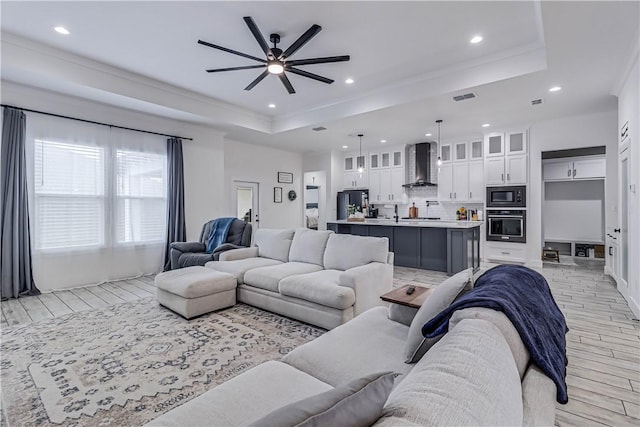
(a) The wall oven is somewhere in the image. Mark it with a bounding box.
[486,186,526,208]
[487,209,526,243]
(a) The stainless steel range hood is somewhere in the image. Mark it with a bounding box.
[403,143,437,187]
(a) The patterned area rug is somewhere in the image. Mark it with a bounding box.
[0,298,324,426]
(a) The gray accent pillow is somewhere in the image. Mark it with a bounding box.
[248,371,397,427]
[289,228,332,266]
[254,228,295,262]
[404,268,473,363]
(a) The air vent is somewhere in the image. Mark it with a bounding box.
[312,126,327,131]
[453,92,477,102]
[531,98,544,106]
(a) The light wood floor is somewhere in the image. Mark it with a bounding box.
[2,264,639,426]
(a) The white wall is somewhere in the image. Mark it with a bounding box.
[1,81,227,289]
[616,53,640,317]
[528,110,619,269]
[224,139,303,229]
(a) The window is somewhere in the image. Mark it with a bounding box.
[116,150,167,244]
[34,139,167,251]
[34,139,105,250]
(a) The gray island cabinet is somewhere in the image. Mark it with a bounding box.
[327,220,481,275]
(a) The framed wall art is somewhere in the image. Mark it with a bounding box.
[277,172,293,184]
[274,187,283,203]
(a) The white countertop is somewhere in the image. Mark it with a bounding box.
[328,219,484,229]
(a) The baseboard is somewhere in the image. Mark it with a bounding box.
[526,259,543,269]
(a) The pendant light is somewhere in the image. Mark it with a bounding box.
[357,133,364,173]
[436,120,443,167]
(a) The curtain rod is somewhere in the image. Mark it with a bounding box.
[1,104,193,141]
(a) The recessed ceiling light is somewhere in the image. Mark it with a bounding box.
[482,123,491,128]
[549,86,562,92]
[345,78,354,84]
[470,35,483,44]
[425,133,432,137]
[380,139,387,143]
[268,103,276,108]
[54,26,70,35]
[342,145,348,149]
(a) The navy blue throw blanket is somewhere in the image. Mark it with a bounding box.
[205,217,235,253]
[421,265,569,404]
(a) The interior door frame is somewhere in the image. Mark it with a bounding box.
[617,145,630,296]
[232,180,260,230]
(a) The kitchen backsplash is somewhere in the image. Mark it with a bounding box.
[373,200,484,221]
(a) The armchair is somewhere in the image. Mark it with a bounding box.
[169,219,252,270]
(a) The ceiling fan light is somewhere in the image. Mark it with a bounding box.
[267,61,284,74]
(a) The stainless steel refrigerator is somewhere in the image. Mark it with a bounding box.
[336,190,369,220]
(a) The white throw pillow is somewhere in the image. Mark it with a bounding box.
[289,228,333,266]
[254,229,295,262]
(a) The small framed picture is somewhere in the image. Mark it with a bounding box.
[277,172,293,184]
[274,187,283,203]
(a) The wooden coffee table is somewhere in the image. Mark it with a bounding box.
[380,285,433,309]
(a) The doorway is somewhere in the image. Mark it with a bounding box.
[233,181,259,229]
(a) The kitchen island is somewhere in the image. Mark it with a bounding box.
[327,219,482,275]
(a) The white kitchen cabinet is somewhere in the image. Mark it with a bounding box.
[484,241,527,263]
[506,131,527,155]
[470,140,483,159]
[437,163,454,201]
[573,157,605,179]
[440,143,452,163]
[542,156,605,181]
[380,152,391,168]
[438,160,482,202]
[468,160,484,201]
[543,161,573,181]
[344,156,354,172]
[484,133,504,157]
[454,142,468,162]
[505,154,528,184]
[343,171,368,189]
[369,167,403,202]
[485,157,505,185]
[392,149,404,168]
[370,153,380,170]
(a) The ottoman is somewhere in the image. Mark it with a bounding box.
[155,266,237,319]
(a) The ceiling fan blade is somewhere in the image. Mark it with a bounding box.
[244,70,270,91]
[243,16,272,58]
[286,55,350,66]
[278,73,296,94]
[281,24,322,59]
[286,67,334,84]
[198,39,266,63]
[206,65,266,73]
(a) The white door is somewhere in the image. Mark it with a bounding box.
[485,157,505,185]
[468,160,484,202]
[506,155,528,184]
[437,163,453,201]
[618,149,629,296]
[233,181,259,229]
[380,168,392,202]
[452,162,469,201]
[343,171,355,189]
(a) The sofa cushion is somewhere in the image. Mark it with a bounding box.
[449,307,530,379]
[323,234,389,271]
[279,270,355,310]
[254,228,295,262]
[145,361,332,427]
[404,268,472,363]
[289,228,332,266]
[249,371,397,427]
[205,258,282,285]
[375,319,523,427]
[283,307,413,387]
[244,262,323,292]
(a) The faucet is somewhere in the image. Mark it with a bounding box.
[394,204,399,223]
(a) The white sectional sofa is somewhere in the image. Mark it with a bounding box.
[205,228,394,329]
[147,304,557,426]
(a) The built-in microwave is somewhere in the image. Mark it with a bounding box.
[486,186,526,208]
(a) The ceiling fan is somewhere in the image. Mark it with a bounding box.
[198,16,350,94]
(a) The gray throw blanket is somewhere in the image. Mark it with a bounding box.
[421,265,569,403]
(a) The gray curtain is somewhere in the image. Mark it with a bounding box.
[1,107,40,299]
[163,138,186,270]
